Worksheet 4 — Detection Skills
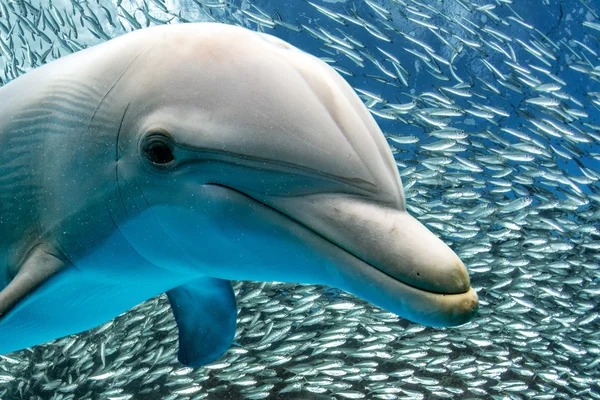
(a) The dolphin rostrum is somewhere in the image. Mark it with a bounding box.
[0,23,478,367]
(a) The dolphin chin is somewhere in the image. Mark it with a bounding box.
[211,184,479,327]
[333,250,479,328]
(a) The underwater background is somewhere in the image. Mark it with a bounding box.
[0,0,599,399]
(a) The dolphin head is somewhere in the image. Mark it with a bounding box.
[114,23,478,327]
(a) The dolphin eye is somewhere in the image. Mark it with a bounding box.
[145,142,174,164]
[142,133,175,166]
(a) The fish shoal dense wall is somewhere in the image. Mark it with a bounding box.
[0,0,599,399]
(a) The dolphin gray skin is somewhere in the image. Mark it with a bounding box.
[0,23,478,367]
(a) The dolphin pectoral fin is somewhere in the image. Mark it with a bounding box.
[0,249,182,355]
[0,244,68,318]
[167,277,237,368]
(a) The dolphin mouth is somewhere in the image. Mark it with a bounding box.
[208,184,478,327]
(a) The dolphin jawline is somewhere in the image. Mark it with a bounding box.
[207,183,478,327]
[207,183,459,294]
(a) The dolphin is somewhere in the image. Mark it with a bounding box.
[0,23,477,367]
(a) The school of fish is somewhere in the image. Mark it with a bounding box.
[0,0,599,399]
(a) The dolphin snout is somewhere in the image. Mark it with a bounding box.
[377,210,472,295]
[265,193,478,327]
[272,194,472,295]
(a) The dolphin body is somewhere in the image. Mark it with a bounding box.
[0,23,477,367]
